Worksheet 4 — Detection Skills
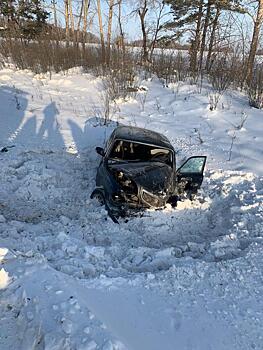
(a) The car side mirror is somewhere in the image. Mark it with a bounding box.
[96,147,105,157]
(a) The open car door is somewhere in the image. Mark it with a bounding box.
[176,156,207,195]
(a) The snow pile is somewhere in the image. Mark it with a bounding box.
[0,268,9,289]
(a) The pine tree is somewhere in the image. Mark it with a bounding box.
[0,0,48,39]
[204,0,245,72]
[164,0,205,74]
[17,0,49,38]
[164,0,245,74]
[0,0,16,21]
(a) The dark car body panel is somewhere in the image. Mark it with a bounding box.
[92,126,206,217]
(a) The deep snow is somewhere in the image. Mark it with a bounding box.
[0,66,263,350]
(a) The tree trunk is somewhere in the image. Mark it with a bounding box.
[77,0,84,31]
[189,0,203,74]
[52,0,58,27]
[246,0,263,82]
[97,0,106,63]
[68,0,75,45]
[76,0,83,47]
[51,0,59,47]
[106,0,114,66]
[117,0,125,62]
[205,6,220,72]
[149,3,165,62]
[82,0,90,50]
[64,0,70,47]
[139,0,148,63]
[199,0,212,71]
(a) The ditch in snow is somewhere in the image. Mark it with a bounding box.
[0,149,262,281]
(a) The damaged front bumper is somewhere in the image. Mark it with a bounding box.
[107,187,169,217]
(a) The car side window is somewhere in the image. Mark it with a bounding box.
[110,140,124,159]
[179,157,206,174]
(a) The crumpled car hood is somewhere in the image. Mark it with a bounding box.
[109,161,174,194]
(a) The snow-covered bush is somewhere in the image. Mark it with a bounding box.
[208,63,233,95]
[208,60,233,110]
[102,65,136,100]
[97,61,137,124]
[208,92,221,111]
[152,51,188,86]
[0,39,104,74]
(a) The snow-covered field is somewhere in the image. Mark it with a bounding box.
[0,66,263,350]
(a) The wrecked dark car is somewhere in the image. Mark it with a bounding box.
[91,126,206,221]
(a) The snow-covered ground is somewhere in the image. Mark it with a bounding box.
[0,66,263,350]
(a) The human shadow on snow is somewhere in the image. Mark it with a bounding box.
[36,102,64,148]
[2,93,66,149]
[68,117,118,154]
[0,82,117,153]
[0,85,28,146]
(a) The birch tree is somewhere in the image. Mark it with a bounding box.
[106,0,115,65]
[83,0,90,36]
[117,0,125,60]
[97,0,106,63]
[64,0,70,45]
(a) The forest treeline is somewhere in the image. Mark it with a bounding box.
[0,0,263,109]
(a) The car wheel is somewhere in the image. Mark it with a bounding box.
[91,189,119,224]
[91,189,105,206]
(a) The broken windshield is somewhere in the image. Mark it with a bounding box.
[108,140,173,166]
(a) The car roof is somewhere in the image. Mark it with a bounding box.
[111,126,174,150]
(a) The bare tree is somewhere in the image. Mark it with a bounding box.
[77,0,84,31]
[69,0,75,36]
[51,0,58,27]
[64,0,70,46]
[78,0,91,49]
[106,0,115,65]
[206,5,221,71]
[189,0,204,75]
[117,0,126,61]
[149,1,166,61]
[205,0,246,72]
[246,0,263,82]
[83,0,90,37]
[97,0,106,63]
[138,0,149,62]
[199,0,213,71]
[75,0,83,46]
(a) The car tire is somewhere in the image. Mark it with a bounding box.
[90,189,105,206]
[91,189,119,224]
